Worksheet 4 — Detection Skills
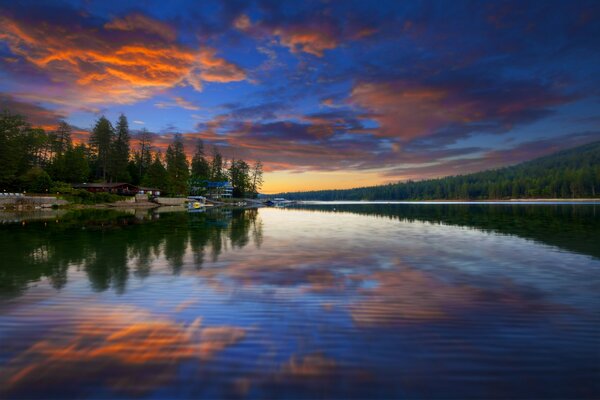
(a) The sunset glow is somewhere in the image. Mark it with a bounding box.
[0,0,599,193]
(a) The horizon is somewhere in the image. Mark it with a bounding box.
[1,1,599,194]
[273,139,600,195]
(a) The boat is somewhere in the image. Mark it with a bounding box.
[187,196,206,212]
[265,198,296,207]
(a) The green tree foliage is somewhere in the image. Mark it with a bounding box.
[209,146,227,181]
[51,121,72,157]
[0,112,25,186]
[132,128,153,185]
[249,161,264,198]
[89,116,114,181]
[278,141,600,200]
[228,159,251,197]
[21,166,53,193]
[189,140,211,195]
[109,114,131,182]
[0,111,50,189]
[191,140,210,180]
[49,144,90,183]
[165,134,190,195]
[142,152,168,191]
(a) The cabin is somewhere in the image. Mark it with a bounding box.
[73,183,160,196]
[205,181,233,199]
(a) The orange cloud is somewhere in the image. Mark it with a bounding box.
[197,48,247,84]
[350,81,468,140]
[274,28,339,57]
[104,13,177,41]
[234,14,374,57]
[350,79,570,142]
[233,14,252,31]
[155,96,200,110]
[321,98,337,107]
[0,13,246,106]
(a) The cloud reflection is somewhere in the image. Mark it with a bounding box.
[0,306,245,397]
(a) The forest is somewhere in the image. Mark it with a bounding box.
[0,111,263,197]
[278,141,600,200]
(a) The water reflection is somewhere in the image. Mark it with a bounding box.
[0,305,245,398]
[291,203,600,258]
[0,205,598,399]
[0,208,263,296]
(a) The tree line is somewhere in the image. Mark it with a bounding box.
[278,141,600,200]
[0,111,263,197]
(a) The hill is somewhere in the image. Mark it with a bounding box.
[276,141,600,200]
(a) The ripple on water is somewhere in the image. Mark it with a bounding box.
[0,205,599,399]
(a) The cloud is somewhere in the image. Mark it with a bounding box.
[320,98,339,108]
[174,97,200,111]
[157,107,474,175]
[234,12,376,57]
[233,14,252,31]
[0,7,246,106]
[196,48,247,84]
[0,93,64,128]
[350,78,572,142]
[273,26,339,57]
[155,96,200,110]
[104,13,177,41]
[0,0,597,188]
[182,114,386,172]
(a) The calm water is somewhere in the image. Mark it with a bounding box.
[0,204,599,399]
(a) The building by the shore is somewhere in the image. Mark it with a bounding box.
[204,181,233,199]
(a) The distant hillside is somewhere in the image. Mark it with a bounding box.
[277,141,600,200]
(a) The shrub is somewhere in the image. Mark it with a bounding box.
[58,188,125,204]
[20,167,53,193]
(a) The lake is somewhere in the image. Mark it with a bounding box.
[0,203,599,399]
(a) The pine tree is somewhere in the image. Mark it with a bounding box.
[135,128,153,182]
[209,146,226,181]
[250,160,264,197]
[89,116,114,181]
[142,152,168,191]
[165,134,189,195]
[109,114,131,182]
[229,158,250,197]
[52,121,72,157]
[190,140,211,195]
[191,140,210,180]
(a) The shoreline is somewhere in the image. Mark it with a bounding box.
[2,197,599,212]
[298,198,600,204]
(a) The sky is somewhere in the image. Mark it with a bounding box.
[0,0,599,193]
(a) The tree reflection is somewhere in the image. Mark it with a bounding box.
[291,203,600,259]
[0,208,264,297]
